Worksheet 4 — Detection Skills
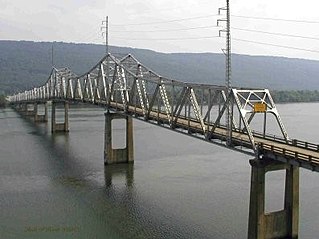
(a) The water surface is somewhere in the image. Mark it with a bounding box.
[0,103,318,238]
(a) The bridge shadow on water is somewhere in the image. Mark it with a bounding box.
[13,111,220,238]
[14,110,178,238]
[6,107,307,238]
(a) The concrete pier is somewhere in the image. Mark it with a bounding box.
[51,101,69,133]
[14,103,26,114]
[248,158,299,239]
[34,102,48,122]
[23,103,36,117]
[104,112,134,164]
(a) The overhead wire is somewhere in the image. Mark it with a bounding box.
[107,13,319,55]
[113,36,221,41]
[112,25,319,42]
[232,27,319,41]
[111,25,219,33]
[111,14,219,26]
[232,38,319,54]
[111,14,319,27]
[232,14,319,24]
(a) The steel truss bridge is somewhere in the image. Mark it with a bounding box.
[7,53,319,239]
[8,53,319,170]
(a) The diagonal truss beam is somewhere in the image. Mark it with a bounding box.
[8,54,289,155]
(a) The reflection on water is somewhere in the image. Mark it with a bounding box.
[0,104,319,239]
[104,164,134,188]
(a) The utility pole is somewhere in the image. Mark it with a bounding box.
[101,16,110,108]
[218,0,232,146]
[101,16,109,55]
[51,44,54,68]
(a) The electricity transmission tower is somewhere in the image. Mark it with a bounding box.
[101,16,109,55]
[217,0,232,146]
[101,16,110,100]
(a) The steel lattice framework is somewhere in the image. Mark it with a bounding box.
[9,53,290,155]
[9,53,319,239]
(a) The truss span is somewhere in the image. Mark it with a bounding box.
[8,53,319,171]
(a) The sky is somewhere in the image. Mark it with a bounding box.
[1,0,319,61]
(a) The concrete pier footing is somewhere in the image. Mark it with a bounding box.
[15,102,48,123]
[51,101,69,133]
[104,112,134,165]
[248,158,299,239]
[22,103,36,117]
[34,102,48,122]
[15,103,26,115]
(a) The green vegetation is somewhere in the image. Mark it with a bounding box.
[0,95,6,107]
[1,40,319,103]
[272,90,319,103]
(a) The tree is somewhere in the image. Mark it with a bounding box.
[0,95,6,107]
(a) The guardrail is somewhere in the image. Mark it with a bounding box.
[258,142,319,163]
[290,139,319,152]
[252,130,319,152]
[252,130,287,143]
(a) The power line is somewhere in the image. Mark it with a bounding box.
[113,35,220,41]
[232,14,319,24]
[112,35,319,54]
[232,37,319,54]
[111,25,219,33]
[112,25,319,41]
[111,14,319,28]
[232,27,319,41]
[111,14,219,26]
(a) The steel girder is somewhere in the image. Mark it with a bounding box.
[210,88,289,152]
[8,54,289,154]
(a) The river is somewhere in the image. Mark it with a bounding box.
[0,102,318,238]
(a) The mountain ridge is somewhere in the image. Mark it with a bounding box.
[0,40,318,94]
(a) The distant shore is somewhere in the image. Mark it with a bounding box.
[271,90,319,103]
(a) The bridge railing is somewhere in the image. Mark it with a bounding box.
[8,53,293,155]
[258,142,319,164]
[252,130,287,142]
[290,139,319,152]
[253,128,319,152]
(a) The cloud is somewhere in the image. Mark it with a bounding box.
[1,0,319,60]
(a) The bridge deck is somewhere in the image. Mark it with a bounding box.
[9,53,319,172]
[12,99,319,172]
[106,101,319,172]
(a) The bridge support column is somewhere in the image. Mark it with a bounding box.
[104,112,134,165]
[248,158,299,239]
[23,103,36,117]
[34,102,48,122]
[15,103,26,114]
[51,101,69,133]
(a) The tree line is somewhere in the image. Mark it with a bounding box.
[272,90,319,103]
[0,95,6,107]
[1,41,319,104]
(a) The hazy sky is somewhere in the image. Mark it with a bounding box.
[1,0,319,60]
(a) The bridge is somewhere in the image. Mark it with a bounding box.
[7,53,319,239]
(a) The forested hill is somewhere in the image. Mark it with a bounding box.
[1,40,319,95]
